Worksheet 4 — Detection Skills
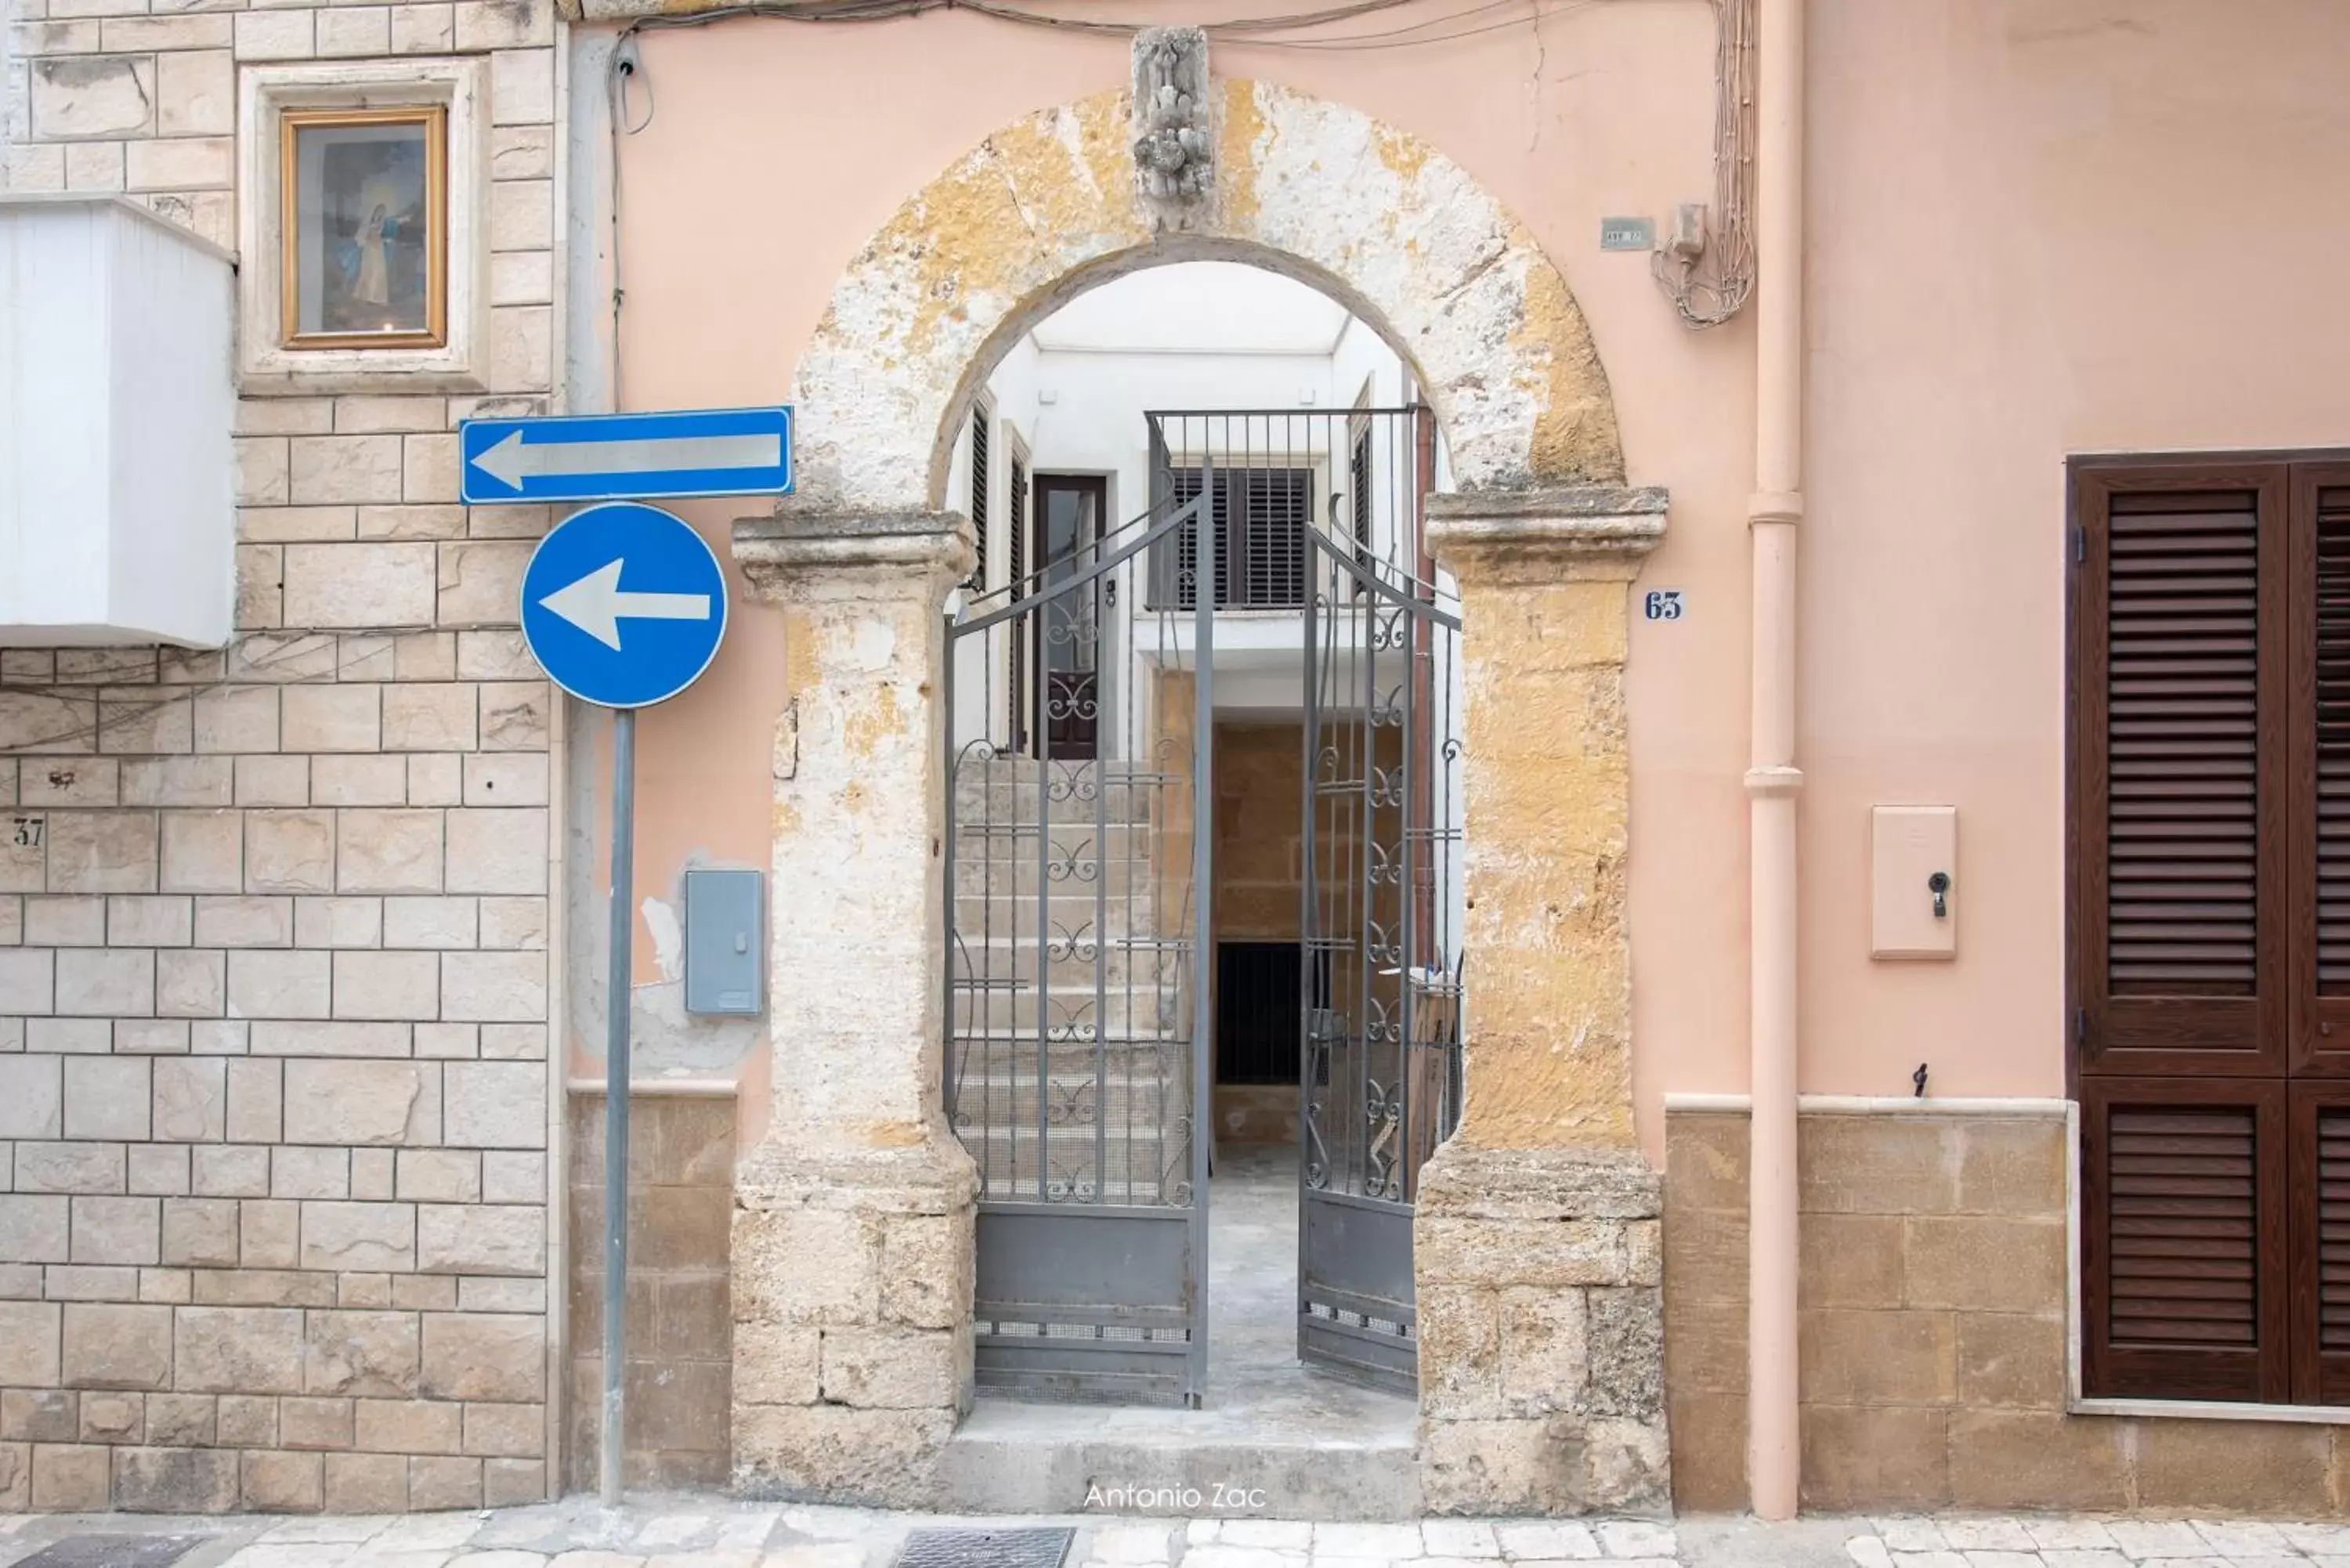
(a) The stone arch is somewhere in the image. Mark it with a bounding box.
[775,80,1625,517]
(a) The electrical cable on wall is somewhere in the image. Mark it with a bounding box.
[1651,0,1755,327]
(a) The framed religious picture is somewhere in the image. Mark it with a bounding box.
[279,107,447,350]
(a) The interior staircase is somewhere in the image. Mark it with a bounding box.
[947,753,1198,1206]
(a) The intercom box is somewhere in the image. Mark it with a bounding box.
[1871,805,1957,960]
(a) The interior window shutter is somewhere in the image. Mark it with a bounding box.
[2073,466,2288,1077]
[967,411,991,591]
[2081,1076,2288,1401]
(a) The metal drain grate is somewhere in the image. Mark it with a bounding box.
[894,1527,1075,1568]
[13,1537,209,1568]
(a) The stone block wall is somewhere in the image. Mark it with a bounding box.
[566,1089,732,1491]
[0,0,562,1509]
[1665,1104,2350,1515]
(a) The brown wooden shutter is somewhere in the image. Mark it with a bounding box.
[2294,466,2350,1073]
[2073,464,2288,1077]
[2289,1084,2350,1401]
[2081,1076,2288,1401]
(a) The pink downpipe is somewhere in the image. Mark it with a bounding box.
[1746,0,1806,1523]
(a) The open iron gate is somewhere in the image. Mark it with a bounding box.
[944,478,1217,1405]
[1298,524,1465,1393]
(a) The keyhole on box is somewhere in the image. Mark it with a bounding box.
[1928,870,1950,919]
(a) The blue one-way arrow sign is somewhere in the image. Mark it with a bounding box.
[520,502,728,709]
[461,406,792,504]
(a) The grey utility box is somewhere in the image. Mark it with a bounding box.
[684,868,764,1015]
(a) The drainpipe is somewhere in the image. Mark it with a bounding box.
[1746,0,1806,1523]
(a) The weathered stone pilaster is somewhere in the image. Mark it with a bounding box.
[1413,486,1668,1515]
[727,510,978,1505]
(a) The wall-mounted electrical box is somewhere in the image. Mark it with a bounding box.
[1871,805,1957,961]
[684,869,764,1014]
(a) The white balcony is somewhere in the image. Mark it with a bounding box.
[0,196,236,648]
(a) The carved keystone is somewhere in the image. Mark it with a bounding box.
[1131,26,1213,228]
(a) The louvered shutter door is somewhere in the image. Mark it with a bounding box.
[2294,467,2350,1074]
[2073,467,2288,1077]
[2289,1084,2350,1401]
[2081,1076,2288,1402]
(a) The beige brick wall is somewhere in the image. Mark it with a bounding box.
[0,0,562,1509]
[1664,1106,2350,1516]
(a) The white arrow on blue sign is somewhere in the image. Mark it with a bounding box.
[519,502,728,710]
[461,406,792,504]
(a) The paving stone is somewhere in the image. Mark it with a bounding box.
[2104,1525,2207,1562]
[1220,1524,1312,1551]
[1594,1526,1674,1561]
[1877,1523,1954,1554]
[2188,1526,2291,1559]
[2026,1528,2118,1554]
[1420,1524,1498,1560]
[1496,1526,1598,1563]
[1314,1526,1424,1559]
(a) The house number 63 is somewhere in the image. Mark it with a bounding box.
[1643,590,1685,621]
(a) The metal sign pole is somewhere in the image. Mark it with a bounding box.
[600,705,636,1508]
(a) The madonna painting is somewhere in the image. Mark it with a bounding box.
[280,107,447,349]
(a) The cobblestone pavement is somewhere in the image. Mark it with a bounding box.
[3,1503,2350,1568]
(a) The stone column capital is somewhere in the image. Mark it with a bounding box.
[732,508,974,605]
[1424,485,1668,585]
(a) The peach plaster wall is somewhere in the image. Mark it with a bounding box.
[573,0,2350,1160]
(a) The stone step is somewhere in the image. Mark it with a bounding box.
[949,986,1184,1035]
[928,1393,1422,1520]
[951,935,1183,986]
[950,911,1181,948]
[949,820,1159,858]
[949,1038,1195,1081]
[948,1068,1180,1122]
[952,771,1177,825]
[952,855,1163,899]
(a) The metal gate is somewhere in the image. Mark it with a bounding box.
[944,477,1217,1405]
[1297,516,1465,1393]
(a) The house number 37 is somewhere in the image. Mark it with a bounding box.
[1643,590,1685,621]
[10,817,42,848]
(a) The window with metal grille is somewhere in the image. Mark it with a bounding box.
[1163,468,1314,610]
[2069,453,2350,1405]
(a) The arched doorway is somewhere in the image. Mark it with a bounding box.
[938,260,1462,1411]
[732,69,1658,1512]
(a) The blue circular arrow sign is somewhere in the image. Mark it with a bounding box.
[519,502,728,710]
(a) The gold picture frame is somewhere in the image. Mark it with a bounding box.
[278,106,448,351]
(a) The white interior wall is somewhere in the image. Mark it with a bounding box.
[946,262,1423,759]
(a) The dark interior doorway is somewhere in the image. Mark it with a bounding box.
[1033,474,1103,760]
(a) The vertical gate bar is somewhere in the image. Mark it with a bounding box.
[1094,498,1110,1203]
[1036,587,1050,1204]
[1299,530,1321,1346]
[1188,454,1216,1404]
[1363,526,1372,1203]
[942,609,960,1143]
[1400,591,1417,1203]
